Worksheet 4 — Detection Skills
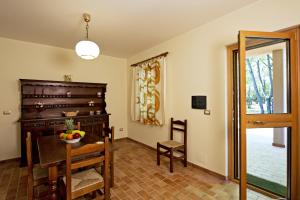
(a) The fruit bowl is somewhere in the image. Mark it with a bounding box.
[59,130,85,143]
[63,138,81,144]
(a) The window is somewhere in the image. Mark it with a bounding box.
[131,56,166,126]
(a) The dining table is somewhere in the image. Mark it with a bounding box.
[37,135,115,200]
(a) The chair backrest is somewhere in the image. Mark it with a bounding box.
[170,118,187,145]
[65,137,109,200]
[103,126,114,144]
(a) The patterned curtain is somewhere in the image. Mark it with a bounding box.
[131,56,166,126]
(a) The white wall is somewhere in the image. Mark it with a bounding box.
[0,37,128,161]
[127,0,300,176]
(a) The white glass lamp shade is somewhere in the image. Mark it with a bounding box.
[75,40,100,60]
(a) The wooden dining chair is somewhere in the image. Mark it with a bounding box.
[26,132,49,200]
[53,121,81,179]
[157,118,187,173]
[95,125,115,188]
[102,126,114,144]
[62,137,110,200]
[103,126,115,187]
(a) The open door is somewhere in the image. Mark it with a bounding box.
[238,31,298,200]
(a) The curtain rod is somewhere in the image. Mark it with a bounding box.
[130,52,168,67]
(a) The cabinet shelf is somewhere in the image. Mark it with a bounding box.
[20,79,107,89]
[22,94,103,99]
[19,114,110,122]
[20,79,109,167]
[22,103,103,110]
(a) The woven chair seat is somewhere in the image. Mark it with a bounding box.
[95,166,102,174]
[159,140,184,148]
[63,168,103,192]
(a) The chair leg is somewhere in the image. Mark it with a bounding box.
[27,179,33,200]
[157,143,160,166]
[184,148,187,167]
[170,148,174,173]
[110,152,114,187]
[91,191,97,198]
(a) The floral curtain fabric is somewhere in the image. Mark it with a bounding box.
[131,56,166,126]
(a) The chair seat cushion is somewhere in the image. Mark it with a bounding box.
[33,167,48,180]
[159,140,184,148]
[63,168,103,192]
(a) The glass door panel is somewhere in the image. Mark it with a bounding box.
[247,127,290,197]
[245,38,290,115]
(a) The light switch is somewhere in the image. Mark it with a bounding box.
[3,110,12,115]
[204,109,211,115]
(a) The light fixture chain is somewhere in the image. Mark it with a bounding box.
[86,22,89,40]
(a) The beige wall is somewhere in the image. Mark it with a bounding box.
[0,37,128,161]
[127,0,300,176]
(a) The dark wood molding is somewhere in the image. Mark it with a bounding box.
[0,157,20,163]
[126,137,227,180]
[20,79,107,87]
[130,52,168,67]
[114,137,129,142]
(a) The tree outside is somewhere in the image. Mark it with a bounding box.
[246,53,273,114]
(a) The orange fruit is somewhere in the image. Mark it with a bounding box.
[66,134,73,140]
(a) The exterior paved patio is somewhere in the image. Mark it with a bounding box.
[247,128,287,186]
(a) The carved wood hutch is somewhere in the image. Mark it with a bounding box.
[19,79,110,166]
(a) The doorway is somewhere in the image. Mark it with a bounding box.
[227,28,299,200]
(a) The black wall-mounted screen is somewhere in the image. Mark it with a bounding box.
[192,96,206,109]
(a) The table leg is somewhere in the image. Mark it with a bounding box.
[48,166,58,200]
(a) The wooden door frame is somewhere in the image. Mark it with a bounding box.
[227,26,300,199]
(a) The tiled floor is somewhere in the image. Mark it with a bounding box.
[0,139,274,200]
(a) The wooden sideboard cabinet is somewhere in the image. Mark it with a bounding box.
[19,79,110,166]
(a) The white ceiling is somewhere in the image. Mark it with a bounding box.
[0,0,258,58]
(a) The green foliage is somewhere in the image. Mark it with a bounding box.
[246,53,273,114]
[65,119,74,131]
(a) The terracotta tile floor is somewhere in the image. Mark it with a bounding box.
[0,139,273,200]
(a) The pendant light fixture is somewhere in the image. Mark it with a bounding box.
[75,13,100,60]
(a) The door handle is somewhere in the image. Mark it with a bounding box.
[250,120,265,125]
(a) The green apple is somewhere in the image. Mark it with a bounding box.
[79,131,85,137]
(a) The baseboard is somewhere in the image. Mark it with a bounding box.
[189,162,227,180]
[127,137,156,151]
[115,137,129,142]
[126,137,227,180]
[0,157,20,164]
